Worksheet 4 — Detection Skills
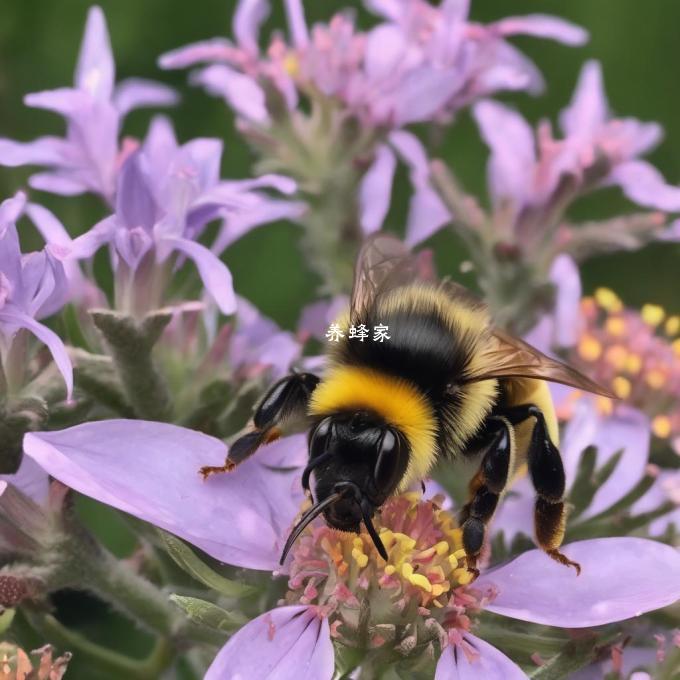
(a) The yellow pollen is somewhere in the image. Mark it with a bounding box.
[645,369,666,389]
[605,345,628,370]
[384,565,396,576]
[434,541,449,556]
[673,339,680,357]
[612,376,632,399]
[352,548,369,568]
[641,304,665,327]
[625,354,642,374]
[596,396,614,416]
[453,568,474,585]
[605,317,627,337]
[652,415,672,439]
[448,554,459,569]
[394,533,417,552]
[282,53,300,77]
[578,335,602,361]
[595,288,623,312]
[665,315,680,336]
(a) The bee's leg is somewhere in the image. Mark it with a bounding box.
[496,404,581,575]
[460,416,514,578]
[199,372,319,480]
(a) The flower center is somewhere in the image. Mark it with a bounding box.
[285,492,483,656]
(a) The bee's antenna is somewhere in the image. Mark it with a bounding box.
[279,491,344,565]
[360,499,388,561]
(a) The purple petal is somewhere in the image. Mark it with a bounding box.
[298,296,349,342]
[491,14,589,45]
[560,61,607,139]
[364,24,407,82]
[24,88,89,117]
[477,538,680,627]
[24,203,71,248]
[564,405,650,519]
[24,422,307,570]
[190,65,269,123]
[435,633,527,680]
[473,99,535,208]
[75,6,115,100]
[283,0,309,49]
[0,136,67,167]
[549,254,582,348]
[471,41,544,98]
[233,0,270,53]
[388,131,450,245]
[158,38,235,70]
[363,0,403,22]
[610,160,680,212]
[212,199,306,253]
[359,144,397,235]
[117,153,157,230]
[29,173,88,197]
[490,475,533,543]
[0,456,49,504]
[0,308,73,399]
[205,606,333,680]
[67,216,116,260]
[392,66,461,125]
[180,138,223,193]
[214,175,297,195]
[164,236,236,314]
[113,78,178,117]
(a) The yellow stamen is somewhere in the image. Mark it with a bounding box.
[384,565,396,576]
[641,304,665,327]
[612,376,632,399]
[434,541,449,556]
[282,53,300,77]
[578,335,602,361]
[665,315,680,336]
[453,568,474,585]
[596,396,614,416]
[605,345,628,370]
[625,354,642,374]
[351,548,368,568]
[672,339,680,358]
[652,415,672,439]
[595,288,623,312]
[645,369,666,389]
[605,317,627,337]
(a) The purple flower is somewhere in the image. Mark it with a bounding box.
[0,6,177,204]
[0,193,72,398]
[59,116,297,316]
[23,419,680,677]
[459,60,680,252]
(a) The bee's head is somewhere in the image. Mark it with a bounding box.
[280,411,409,565]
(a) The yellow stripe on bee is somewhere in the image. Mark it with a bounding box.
[308,366,438,487]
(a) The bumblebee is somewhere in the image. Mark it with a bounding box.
[200,235,614,576]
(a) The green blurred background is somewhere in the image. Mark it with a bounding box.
[1,0,679,327]
[1,0,679,673]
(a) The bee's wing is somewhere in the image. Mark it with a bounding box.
[350,234,421,322]
[467,327,617,398]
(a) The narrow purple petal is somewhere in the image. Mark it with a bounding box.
[283,0,309,49]
[158,38,235,70]
[24,422,307,570]
[214,175,297,195]
[435,633,527,680]
[393,67,461,125]
[24,203,71,247]
[363,0,403,21]
[113,78,178,117]
[0,309,73,399]
[29,173,88,196]
[610,160,680,211]
[164,236,236,314]
[298,296,349,342]
[233,0,270,53]
[473,99,535,208]
[0,137,66,167]
[0,456,49,504]
[205,606,333,680]
[116,153,157,230]
[491,15,589,45]
[75,6,115,100]
[560,61,607,139]
[477,538,680,627]
[549,254,582,348]
[359,144,397,235]
[190,65,269,123]
[364,24,407,82]
[24,88,88,117]
[67,216,116,259]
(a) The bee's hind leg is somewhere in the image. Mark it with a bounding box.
[199,372,319,480]
[459,416,514,579]
[497,404,581,575]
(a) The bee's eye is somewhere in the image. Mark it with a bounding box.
[309,417,333,458]
[373,428,405,494]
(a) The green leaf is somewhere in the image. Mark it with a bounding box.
[567,446,598,518]
[91,309,173,421]
[169,594,247,633]
[529,636,599,679]
[158,531,258,599]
